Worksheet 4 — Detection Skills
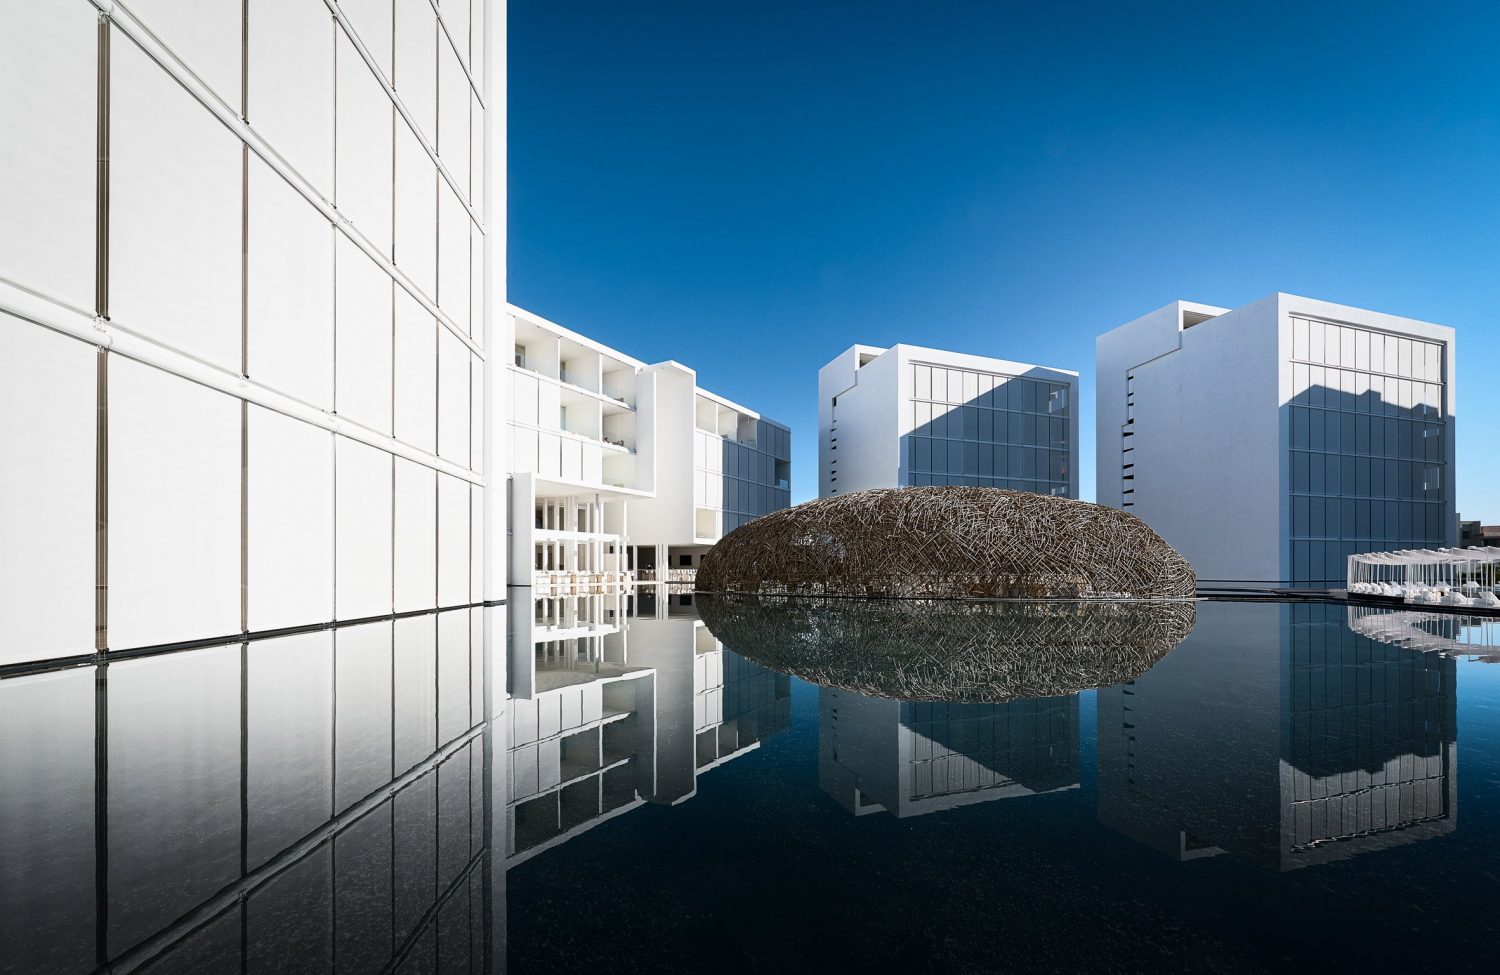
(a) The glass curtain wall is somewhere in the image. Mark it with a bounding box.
[1288,318,1447,586]
[907,364,1071,496]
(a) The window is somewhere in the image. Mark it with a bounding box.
[678,555,693,568]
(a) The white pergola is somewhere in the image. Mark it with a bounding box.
[1348,547,1500,607]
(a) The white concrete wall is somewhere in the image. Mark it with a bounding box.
[628,363,699,546]
[818,344,901,496]
[1096,294,1455,587]
[0,1,505,664]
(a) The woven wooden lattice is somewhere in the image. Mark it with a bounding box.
[697,593,1196,702]
[695,487,1196,600]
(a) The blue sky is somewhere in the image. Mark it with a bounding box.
[509,0,1500,514]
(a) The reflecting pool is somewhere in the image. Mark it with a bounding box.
[4,597,1500,972]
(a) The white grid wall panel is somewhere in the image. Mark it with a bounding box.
[335,436,394,621]
[394,289,438,453]
[470,357,485,473]
[393,118,438,300]
[247,156,335,408]
[393,457,437,613]
[335,235,395,435]
[0,316,96,662]
[470,484,483,599]
[469,218,483,341]
[246,406,335,633]
[469,91,484,218]
[438,182,470,334]
[248,0,335,197]
[438,473,471,606]
[126,0,243,109]
[446,0,472,69]
[340,0,394,81]
[437,327,471,465]
[0,0,495,664]
[0,0,95,309]
[107,359,241,650]
[437,36,470,198]
[394,0,437,143]
[335,27,394,255]
[109,30,242,371]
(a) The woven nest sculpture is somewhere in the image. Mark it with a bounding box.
[695,487,1195,600]
[697,594,1195,702]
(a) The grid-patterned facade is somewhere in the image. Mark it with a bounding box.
[906,363,1072,496]
[694,418,793,535]
[0,1,500,664]
[1288,317,1449,586]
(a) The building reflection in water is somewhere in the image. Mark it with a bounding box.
[502,586,791,864]
[0,609,494,974]
[1097,601,1457,870]
[694,594,1190,821]
[3,597,1481,972]
[818,691,1079,817]
[1347,605,1500,662]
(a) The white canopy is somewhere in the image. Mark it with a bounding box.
[1347,546,1500,607]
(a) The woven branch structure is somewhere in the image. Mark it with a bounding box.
[695,487,1196,600]
[697,594,1196,702]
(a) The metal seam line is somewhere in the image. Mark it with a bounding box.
[0,277,484,488]
[90,0,487,362]
[318,0,487,228]
[423,0,486,109]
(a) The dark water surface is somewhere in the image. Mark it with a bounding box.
[4,599,1499,973]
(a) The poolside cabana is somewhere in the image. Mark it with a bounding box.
[1347,547,1500,607]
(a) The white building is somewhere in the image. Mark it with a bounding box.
[817,344,1079,499]
[505,305,791,593]
[1096,294,1457,588]
[0,1,506,668]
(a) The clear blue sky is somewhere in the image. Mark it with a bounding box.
[509,0,1500,515]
